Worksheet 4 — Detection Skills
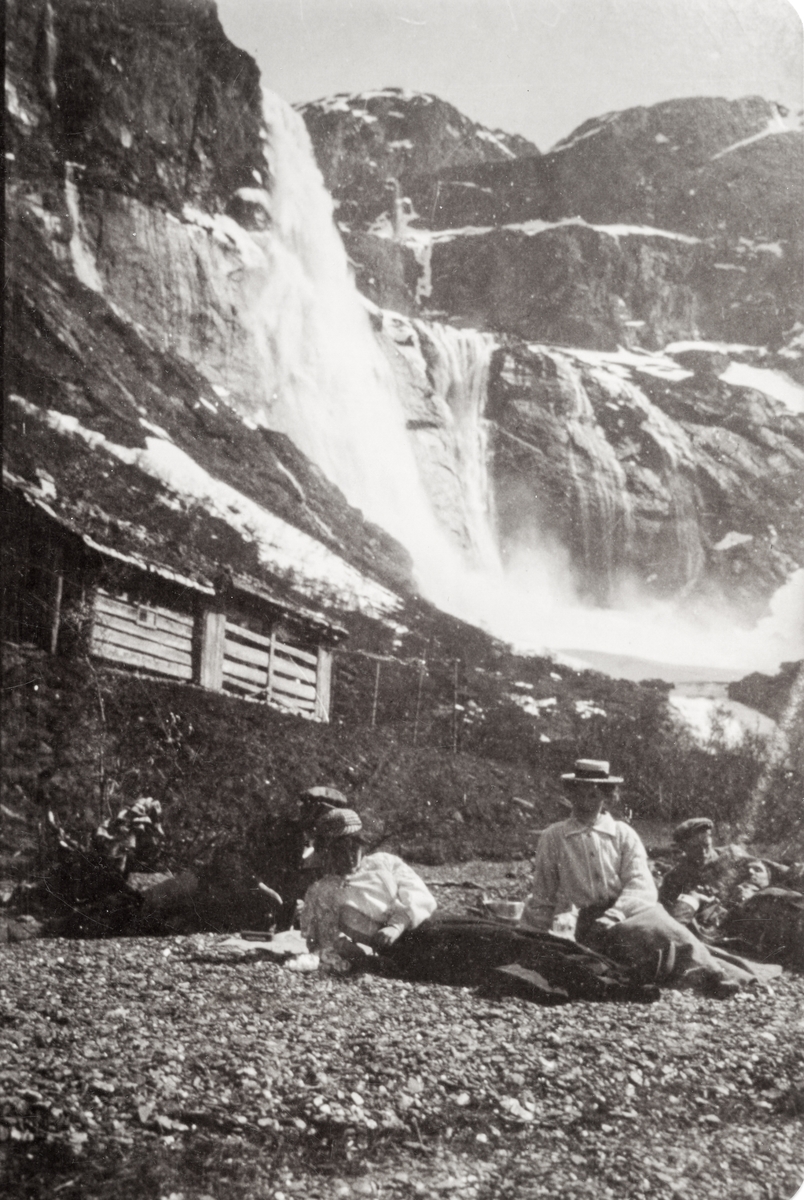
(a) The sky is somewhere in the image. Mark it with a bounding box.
[216,0,803,150]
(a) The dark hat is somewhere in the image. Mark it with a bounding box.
[299,786,349,808]
[314,808,363,842]
[672,817,714,845]
[560,759,623,786]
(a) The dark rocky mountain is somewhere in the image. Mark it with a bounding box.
[312,94,802,353]
[298,88,539,230]
[297,88,804,615]
[5,0,414,621]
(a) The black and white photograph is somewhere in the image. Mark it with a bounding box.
[3,0,804,1196]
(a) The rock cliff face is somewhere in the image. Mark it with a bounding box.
[298,88,804,617]
[5,0,804,663]
[5,0,415,621]
[298,88,539,230]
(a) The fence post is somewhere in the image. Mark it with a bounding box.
[371,659,381,728]
[412,657,425,747]
[452,658,459,754]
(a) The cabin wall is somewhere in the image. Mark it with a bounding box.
[2,494,336,722]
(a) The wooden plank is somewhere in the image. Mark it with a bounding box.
[96,589,195,626]
[90,638,193,680]
[225,621,273,649]
[92,624,193,668]
[315,647,332,722]
[223,657,269,687]
[223,676,268,697]
[272,654,317,685]
[275,640,317,666]
[198,609,225,690]
[221,676,316,714]
[223,636,271,670]
[95,592,194,635]
[95,610,193,654]
[270,673,317,702]
[225,623,318,667]
[275,695,316,713]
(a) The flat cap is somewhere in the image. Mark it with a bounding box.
[673,817,714,845]
[299,786,349,808]
[314,808,363,841]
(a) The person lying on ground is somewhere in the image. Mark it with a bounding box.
[720,862,804,970]
[301,809,437,971]
[518,760,778,997]
[249,785,352,929]
[300,808,660,1002]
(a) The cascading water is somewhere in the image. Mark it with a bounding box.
[240,91,802,673]
[245,92,499,614]
[411,321,501,573]
[78,78,801,675]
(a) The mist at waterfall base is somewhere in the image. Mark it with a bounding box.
[252,92,803,683]
[491,550,804,682]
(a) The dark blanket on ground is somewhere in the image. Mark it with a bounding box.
[378,915,660,1003]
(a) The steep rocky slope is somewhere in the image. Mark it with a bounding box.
[298,89,804,613]
[5,0,804,646]
[298,88,539,230]
[5,0,419,623]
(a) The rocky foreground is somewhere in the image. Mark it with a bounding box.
[2,874,803,1200]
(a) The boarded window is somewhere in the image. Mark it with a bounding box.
[223,619,321,718]
[90,590,194,681]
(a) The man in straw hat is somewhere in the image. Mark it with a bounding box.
[519,760,780,996]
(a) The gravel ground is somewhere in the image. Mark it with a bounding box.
[1,867,803,1200]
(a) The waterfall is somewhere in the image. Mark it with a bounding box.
[64,162,102,293]
[412,321,500,573]
[247,92,497,613]
[552,353,704,596]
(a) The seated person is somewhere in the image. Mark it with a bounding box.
[301,809,437,971]
[250,785,351,929]
[301,807,660,1002]
[658,817,750,937]
[519,761,773,996]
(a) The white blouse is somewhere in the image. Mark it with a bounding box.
[302,852,437,959]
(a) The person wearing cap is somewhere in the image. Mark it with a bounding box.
[520,760,658,941]
[658,817,750,935]
[249,785,352,930]
[300,809,437,972]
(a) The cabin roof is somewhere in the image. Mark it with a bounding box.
[4,474,348,642]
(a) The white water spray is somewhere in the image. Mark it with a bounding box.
[412,321,501,572]
[245,92,803,675]
[64,162,103,293]
[237,93,502,613]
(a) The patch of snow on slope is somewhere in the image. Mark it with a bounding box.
[711,112,797,160]
[560,346,694,383]
[425,216,699,245]
[718,363,804,413]
[476,128,516,157]
[12,397,401,618]
[511,695,556,716]
[550,112,618,153]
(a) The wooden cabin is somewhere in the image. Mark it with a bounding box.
[2,487,344,722]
